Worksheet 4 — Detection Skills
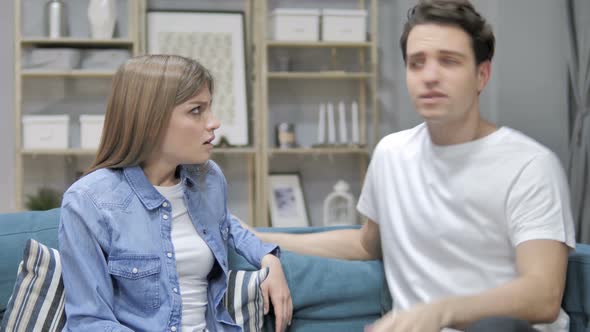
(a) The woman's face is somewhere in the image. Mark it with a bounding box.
[156,86,220,165]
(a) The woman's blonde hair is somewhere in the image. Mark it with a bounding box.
[86,54,214,174]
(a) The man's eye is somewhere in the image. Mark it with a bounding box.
[408,60,424,69]
[441,57,459,65]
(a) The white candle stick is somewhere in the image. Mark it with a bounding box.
[351,101,359,144]
[327,102,336,144]
[318,103,326,144]
[338,101,348,144]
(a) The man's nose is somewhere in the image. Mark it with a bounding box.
[422,61,440,85]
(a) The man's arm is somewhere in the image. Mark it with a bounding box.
[369,239,569,332]
[253,219,382,261]
[443,239,568,327]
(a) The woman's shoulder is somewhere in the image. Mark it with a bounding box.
[64,168,128,199]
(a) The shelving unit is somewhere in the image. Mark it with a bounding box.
[13,0,260,225]
[253,0,379,227]
[14,0,144,210]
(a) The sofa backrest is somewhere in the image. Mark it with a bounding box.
[563,243,590,332]
[0,209,61,314]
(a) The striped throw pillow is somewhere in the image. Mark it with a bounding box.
[225,268,269,332]
[0,239,65,332]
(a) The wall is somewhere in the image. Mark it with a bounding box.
[1,0,15,212]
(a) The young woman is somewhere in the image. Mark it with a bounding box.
[59,55,292,332]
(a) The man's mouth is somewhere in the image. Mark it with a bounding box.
[420,91,448,99]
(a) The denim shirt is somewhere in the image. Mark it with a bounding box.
[58,162,278,332]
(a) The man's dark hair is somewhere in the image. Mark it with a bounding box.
[400,0,495,65]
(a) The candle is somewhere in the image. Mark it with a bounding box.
[338,101,348,144]
[351,101,359,144]
[327,102,336,144]
[318,103,326,144]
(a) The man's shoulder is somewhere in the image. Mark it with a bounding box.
[495,127,558,161]
[375,123,427,155]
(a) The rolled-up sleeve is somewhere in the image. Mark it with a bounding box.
[227,213,280,269]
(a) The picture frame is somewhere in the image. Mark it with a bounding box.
[268,173,310,227]
[147,10,249,146]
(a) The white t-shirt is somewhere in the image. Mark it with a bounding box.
[357,123,575,332]
[155,183,215,332]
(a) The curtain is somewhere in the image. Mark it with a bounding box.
[565,0,590,243]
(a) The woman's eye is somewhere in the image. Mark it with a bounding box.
[190,106,201,115]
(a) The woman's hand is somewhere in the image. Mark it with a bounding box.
[261,254,293,332]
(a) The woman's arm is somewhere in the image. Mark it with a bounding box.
[59,189,133,332]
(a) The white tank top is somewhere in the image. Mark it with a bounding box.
[155,182,215,332]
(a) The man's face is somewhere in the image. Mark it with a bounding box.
[405,24,490,124]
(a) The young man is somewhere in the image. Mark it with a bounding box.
[255,1,575,331]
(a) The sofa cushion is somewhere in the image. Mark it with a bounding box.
[0,239,65,331]
[225,268,269,332]
[0,209,61,315]
[562,243,590,332]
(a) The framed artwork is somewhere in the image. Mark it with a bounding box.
[268,174,309,227]
[147,11,249,146]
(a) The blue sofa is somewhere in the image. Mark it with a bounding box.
[0,209,588,332]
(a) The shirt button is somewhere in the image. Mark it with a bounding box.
[167,252,172,258]
[171,327,177,332]
[162,202,169,208]
[202,229,208,235]
[163,214,169,220]
[173,287,178,293]
[132,268,138,274]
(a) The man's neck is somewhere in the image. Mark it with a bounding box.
[426,113,497,146]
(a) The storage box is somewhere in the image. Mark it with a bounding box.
[22,115,70,149]
[81,49,131,70]
[321,9,368,42]
[270,9,321,41]
[23,48,81,70]
[80,115,105,149]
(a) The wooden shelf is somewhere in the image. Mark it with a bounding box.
[213,147,257,155]
[21,147,257,156]
[21,70,116,78]
[267,72,373,79]
[268,147,369,155]
[21,38,134,46]
[21,149,97,156]
[266,41,371,48]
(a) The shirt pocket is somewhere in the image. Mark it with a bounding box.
[108,255,161,310]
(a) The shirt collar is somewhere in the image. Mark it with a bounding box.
[123,164,200,210]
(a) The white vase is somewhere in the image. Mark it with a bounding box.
[88,0,116,39]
